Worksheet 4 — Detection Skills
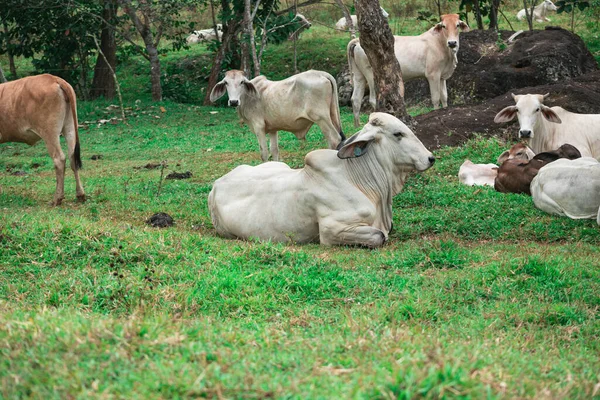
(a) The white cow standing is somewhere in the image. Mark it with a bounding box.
[347,14,469,126]
[210,69,345,162]
[335,7,389,31]
[517,0,557,23]
[531,157,600,221]
[209,113,435,248]
[494,93,600,159]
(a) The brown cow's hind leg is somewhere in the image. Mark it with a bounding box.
[44,134,66,206]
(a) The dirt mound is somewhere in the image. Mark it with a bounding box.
[338,27,598,107]
[413,71,600,150]
[166,171,193,180]
[146,213,175,228]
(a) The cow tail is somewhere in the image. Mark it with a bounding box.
[324,72,345,141]
[347,38,359,86]
[57,78,82,170]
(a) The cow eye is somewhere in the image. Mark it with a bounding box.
[536,108,540,112]
[393,132,403,138]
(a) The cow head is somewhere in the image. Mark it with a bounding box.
[434,14,469,52]
[294,14,311,29]
[494,93,562,139]
[209,70,258,107]
[544,0,558,11]
[337,112,435,172]
[497,143,536,164]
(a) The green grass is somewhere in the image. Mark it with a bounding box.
[1,101,599,398]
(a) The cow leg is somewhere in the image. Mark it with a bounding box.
[63,124,85,202]
[319,221,387,248]
[440,80,448,108]
[43,134,66,206]
[254,128,269,162]
[427,75,442,109]
[315,119,342,150]
[365,69,377,111]
[351,71,368,128]
[268,131,279,162]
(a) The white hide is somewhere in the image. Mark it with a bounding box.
[531,157,600,220]
[209,113,435,247]
[335,8,388,30]
[458,160,498,186]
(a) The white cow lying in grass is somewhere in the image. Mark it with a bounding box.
[186,25,222,44]
[209,113,435,248]
[531,157,600,221]
[210,69,345,162]
[517,0,557,22]
[494,93,600,159]
[335,7,389,30]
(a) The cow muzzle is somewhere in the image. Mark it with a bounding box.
[228,99,239,107]
[447,40,458,49]
[428,156,436,165]
[519,129,532,138]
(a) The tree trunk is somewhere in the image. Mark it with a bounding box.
[91,0,117,99]
[523,0,534,31]
[121,1,162,101]
[472,0,484,30]
[334,0,355,37]
[0,63,6,83]
[489,0,501,30]
[2,22,16,78]
[355,0,409,121]
[203,21,241,105]
[241,0,252,76]
[209,0,220,43]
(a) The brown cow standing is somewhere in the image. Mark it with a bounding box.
[0,74,85,205]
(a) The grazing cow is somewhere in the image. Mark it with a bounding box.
[531,157,600,220]
[494,93,600,159]
[458,160,498,186]
[186,25,223,44]
[458,143,535,187]
[335,7,389,30]
[348,14,469,126]
[288,14,311,40]
[0,74,85,205]
[494,144,581,195]
[210,69,345,162]
[209,113,435,247]
[517,0,557,22]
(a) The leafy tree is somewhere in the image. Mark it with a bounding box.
[556,0,590,32]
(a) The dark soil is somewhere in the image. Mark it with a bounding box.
[166,171,193,180]
[413,70,600,150]
[146,212,174,228]
[90,155,103,160]
[10,170,27,176]
[135,162,166,170]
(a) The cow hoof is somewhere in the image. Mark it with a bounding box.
[50,198,64,206]
[77,194,87,203]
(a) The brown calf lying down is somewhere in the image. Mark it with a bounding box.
[494,143,581,195]
[0,74,85,205]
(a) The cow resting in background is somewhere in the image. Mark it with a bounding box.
[288,14,312,40]
[0,74,85,205]
[531,157,600,220]
[186,25,223,44]
[210,69,345,162]
[335,7,389,30]
[347,13,469,126]
[209,113,435,248]
[458,143,534,187]
[517,0,557,22]
[494,93,600,159]
[494,144,581,195]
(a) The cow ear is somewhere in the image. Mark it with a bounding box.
[434,23,443,32]
[459,20,470,31]
[525,147,536,160]
[242,80,258,97]
[532,152,560,163]
[541,105,561,123]
[497,150,510,164]
[210,80,227,102]
[337,139,373,159]
[494,106,518,123]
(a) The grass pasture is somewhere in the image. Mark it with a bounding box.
[2,3,600,397]
[1,102,599,398]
